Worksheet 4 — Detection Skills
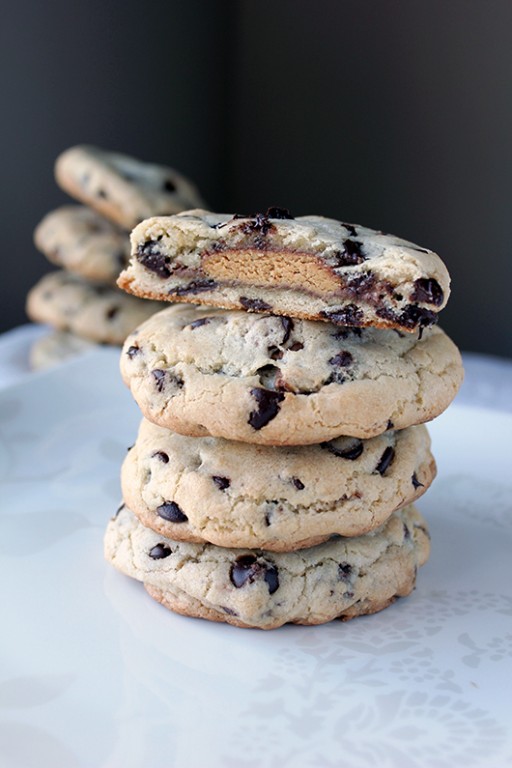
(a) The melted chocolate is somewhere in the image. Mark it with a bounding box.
[321,439,364,460]
[156,501,188,523]
[229,554,279,594]
[375,446,395,475]
[248,388,285,429]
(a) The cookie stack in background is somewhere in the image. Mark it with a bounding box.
[104,209,464,629]
[26,145,206,369]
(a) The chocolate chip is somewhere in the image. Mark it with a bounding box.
[375,306,396,324]
[152,369,167,392]
[245,213,276,235]
[329,351,353,367]
[156,501,188,523]
[230,554,279,594]
[268,346,284,360]
[280,316,294,344]
[321,439,364,460]
[398,305,438,330]
[263,565,279,594]
[332,327,362,340]
[288,341,304,352]
[239,297,273,312]
[411,278,444,307]
[333,239,366,267]
[292,477,305,490]
[174,279,218,295]
[126,345,140,358]
[345,272,377,298]
[137,241,172,279]
[320,304,364,326]
[186,317,211,330]
[387,420,394,429]
[151,369,183,393]
[221,606,238,616]
[343,223,358,237]
[163,178,176,193]
[375,446,395,475]
[149,543,172,559]
[106,306,119,320]
[265,207,294,219]
[411,472,424,489]
[151,450,169,463]
[248,388,285,429]
[338,562,353,581]
[212,475,230,491]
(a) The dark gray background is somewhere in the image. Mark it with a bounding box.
[1,0,511,357]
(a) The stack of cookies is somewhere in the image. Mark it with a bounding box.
[104,209,463,629]
[26,145,205,369]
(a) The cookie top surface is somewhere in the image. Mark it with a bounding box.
[122,418,435,550]
[118,208,450,332]
[34,205,129,285]
[120,304,463,444]
[55,145,206,230]
[104,504,430,629]
[26,270,165,345]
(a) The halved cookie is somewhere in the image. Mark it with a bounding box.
[118,208,450,332]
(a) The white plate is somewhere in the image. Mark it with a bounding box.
[1,348,511,768]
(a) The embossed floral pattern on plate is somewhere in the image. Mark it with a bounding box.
[1,349,511,768]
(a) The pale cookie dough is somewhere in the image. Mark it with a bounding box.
[55,145,206,230]
[104,504,430,629]
[122,419,435,550]
[118,208,450,333]
[34,205,130,285]
[26,270,165,345]
[29,330,94,370]
[120,304,463,445]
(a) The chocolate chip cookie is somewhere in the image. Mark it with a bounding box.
[120,304,463,445]
[26,270,165,345]
[122,418,435,550]
[118,208,450,333]
[29,330,94,370]
[55,145,206,230]
[104,504,430,629]
[34,205,130,285]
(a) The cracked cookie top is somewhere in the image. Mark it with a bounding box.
[104,504,430,629]
[121,418,435,550]
[120,303,463,444]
